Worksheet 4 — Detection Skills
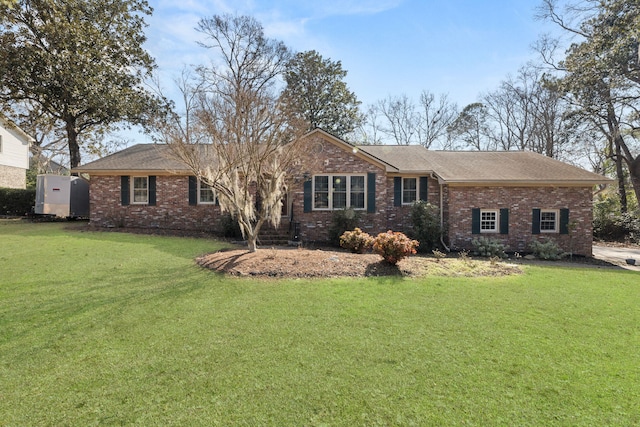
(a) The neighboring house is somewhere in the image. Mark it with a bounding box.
[0,117,33,189]
[73,129,611,256]
[30,156,70,175]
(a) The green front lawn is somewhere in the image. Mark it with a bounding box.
[1,220,638,426]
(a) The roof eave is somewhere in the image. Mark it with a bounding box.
[442,179,613,186]
[71,168,192,175]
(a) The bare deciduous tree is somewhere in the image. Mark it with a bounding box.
[416,91,458,149]
[362,91,457,147]
[156,15,307,252]
[376,94,419,145]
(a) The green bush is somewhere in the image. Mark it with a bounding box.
[593,192,640,243]
[0,188,36,216]
[471,236,506,258]
[328,207,361,246]
[410,201,442,252]
[529,239,565,260]
[372,230,419,265]
[340,228,373,253]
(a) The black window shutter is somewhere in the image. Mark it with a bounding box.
[472,208,480,234]
[560,208,570,235]
[303,180,312,213]
[419,176,428,201]
[394,177,402,207]
[500,208,509,234]
[121,176,130,206]
[532,209,541,234]
[148,176,156,206]
[188,176,197,206]
[367,173,376,213]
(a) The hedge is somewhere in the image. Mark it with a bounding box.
[0,188,36,216]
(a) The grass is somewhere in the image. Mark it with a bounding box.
[1,220,639,426]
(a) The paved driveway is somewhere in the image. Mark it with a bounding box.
[592,245,640,271]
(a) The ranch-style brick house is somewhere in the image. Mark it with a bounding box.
[73,129,610,256]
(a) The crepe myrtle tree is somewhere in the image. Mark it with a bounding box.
[156,15,309,252]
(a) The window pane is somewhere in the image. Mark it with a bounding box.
[199,182,214,203]
[132,177,148,203]
[333,176,347,192]
[333,192,347,209]
[403,178,417,203]
[133,190,146,203]
[350,192,365,209]
[314,176,329,209]
[540,211,556,230]
[350,176,365,209]
[314,193,329,209]
[350,176,364,192]
[133,177,147,190]
[481,211,497,231]
[315,176,328,191]
[332,176,347,209]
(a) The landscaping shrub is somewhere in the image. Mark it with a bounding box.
[410,201,442,252]
[372,230,419,265]
[593,192,640,243]
[529,239,565,260]
[471,236,506,258]
[340,228,373,253]
[0,188,36,216]
[328,207,361,245]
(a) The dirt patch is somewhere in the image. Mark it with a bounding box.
[196,247,523,278]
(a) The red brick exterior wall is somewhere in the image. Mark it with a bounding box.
[385,176,441,232]
[445,185,594,256]
[89,175,224,231]
[289,134,388,241]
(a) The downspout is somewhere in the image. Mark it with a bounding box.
[433,173,450,252]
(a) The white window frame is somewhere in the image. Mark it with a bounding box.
[198,180,216,205]
[312,174,367,211]
[131,176,149,204]
[402,177,418,205]
[540,209,559,233]
[0,135,3,153]
[480,209,499,233]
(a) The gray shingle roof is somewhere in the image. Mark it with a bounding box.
[73,139,610,186]
[359,146,610,185]
[73,144,189,173]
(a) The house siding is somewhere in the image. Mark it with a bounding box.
[89,175,225,231]
[446,185,594,256]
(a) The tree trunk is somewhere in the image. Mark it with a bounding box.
[615,142,628,213]
[66,117,81,169]
[247,237,258,253]
[629,156,640,213]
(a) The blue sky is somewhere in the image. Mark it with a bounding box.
[131,0,555,142]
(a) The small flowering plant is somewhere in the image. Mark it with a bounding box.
[340,228,373,253]
[372,230,419,265]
